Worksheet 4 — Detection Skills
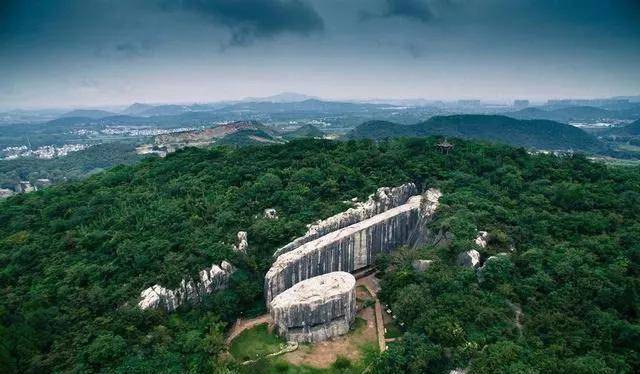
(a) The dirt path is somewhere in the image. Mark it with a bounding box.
[226,314,272,344]
[359,275,386,352]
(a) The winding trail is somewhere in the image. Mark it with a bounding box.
[225,314,272,344]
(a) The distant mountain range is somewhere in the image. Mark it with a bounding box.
[114,98,392,119]
[241,92,318,103]
[60,109,117,119]
[347,115,605,152]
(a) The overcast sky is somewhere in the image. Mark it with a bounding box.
[1,0,639,109]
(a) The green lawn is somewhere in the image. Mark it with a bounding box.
[229,323,286,362]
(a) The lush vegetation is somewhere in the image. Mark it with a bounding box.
[347,115,605,153]
[1,138,638,373]
[284,124,325,139]
[229,324,285,362]
[371,143,640,373]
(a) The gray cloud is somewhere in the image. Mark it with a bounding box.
[359,0,441,23]
[385,0,434,23]
[165,0,324,46]
[1,0,639,109]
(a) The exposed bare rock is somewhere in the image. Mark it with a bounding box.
[407,189,443,248]
[270,272,356,343]
[265,188,442,304]
[474,231,489,248]
[449,368,468,374]
[263,208,278,219]
[456,250,481,268]
[412,259,433,272]
[273,183,419,258]
[233,231,248,253]
[138,261,234,312]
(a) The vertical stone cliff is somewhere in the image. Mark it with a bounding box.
[273,183,418,258]
[265,187,441,304]
[270,272,356,343]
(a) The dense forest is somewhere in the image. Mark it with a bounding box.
[1,138,638,373]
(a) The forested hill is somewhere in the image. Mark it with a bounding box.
[347,115,605,152]
[1,138,639,372]
[605,119,640,136]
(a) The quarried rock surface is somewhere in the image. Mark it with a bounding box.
[270,272,356,343]
[138,261,234,312]
[265,188,442,303]
[273,183,419,258]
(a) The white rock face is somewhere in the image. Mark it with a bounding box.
[270,272,356,343]
[457,250,481,268]
[265,187,442,304]
[449,368,468,374]
[412,259,433,272]
[474,231,489,248]
[233,231,248,253]
[138,261,234,312]
[273,183,419,258]
[264,208,278,219]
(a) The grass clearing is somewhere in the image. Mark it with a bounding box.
[229,323,286,362]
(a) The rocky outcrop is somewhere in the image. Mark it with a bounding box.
[456,231,492,269]
[273,183,419,258]
[265,187,442,303]
[264,208,278,219]
[270,272,356,343]
[412,259,433,272]
[138,261,234,312]
[474,231,489,248]
[233,231,248,253]
[457,250,481,268]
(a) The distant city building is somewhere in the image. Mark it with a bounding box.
[547,98,629,108]
[513,100,529,108]
[0,188,14,199]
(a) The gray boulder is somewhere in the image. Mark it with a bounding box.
[233,231,248,253]
[457,250,481,268]
[263,208,278,219]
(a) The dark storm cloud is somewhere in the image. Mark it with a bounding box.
[359,0,444,23]
[384,0,434,23]
[164,0,324,46]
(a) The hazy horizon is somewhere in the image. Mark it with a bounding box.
[2,0,639,110]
